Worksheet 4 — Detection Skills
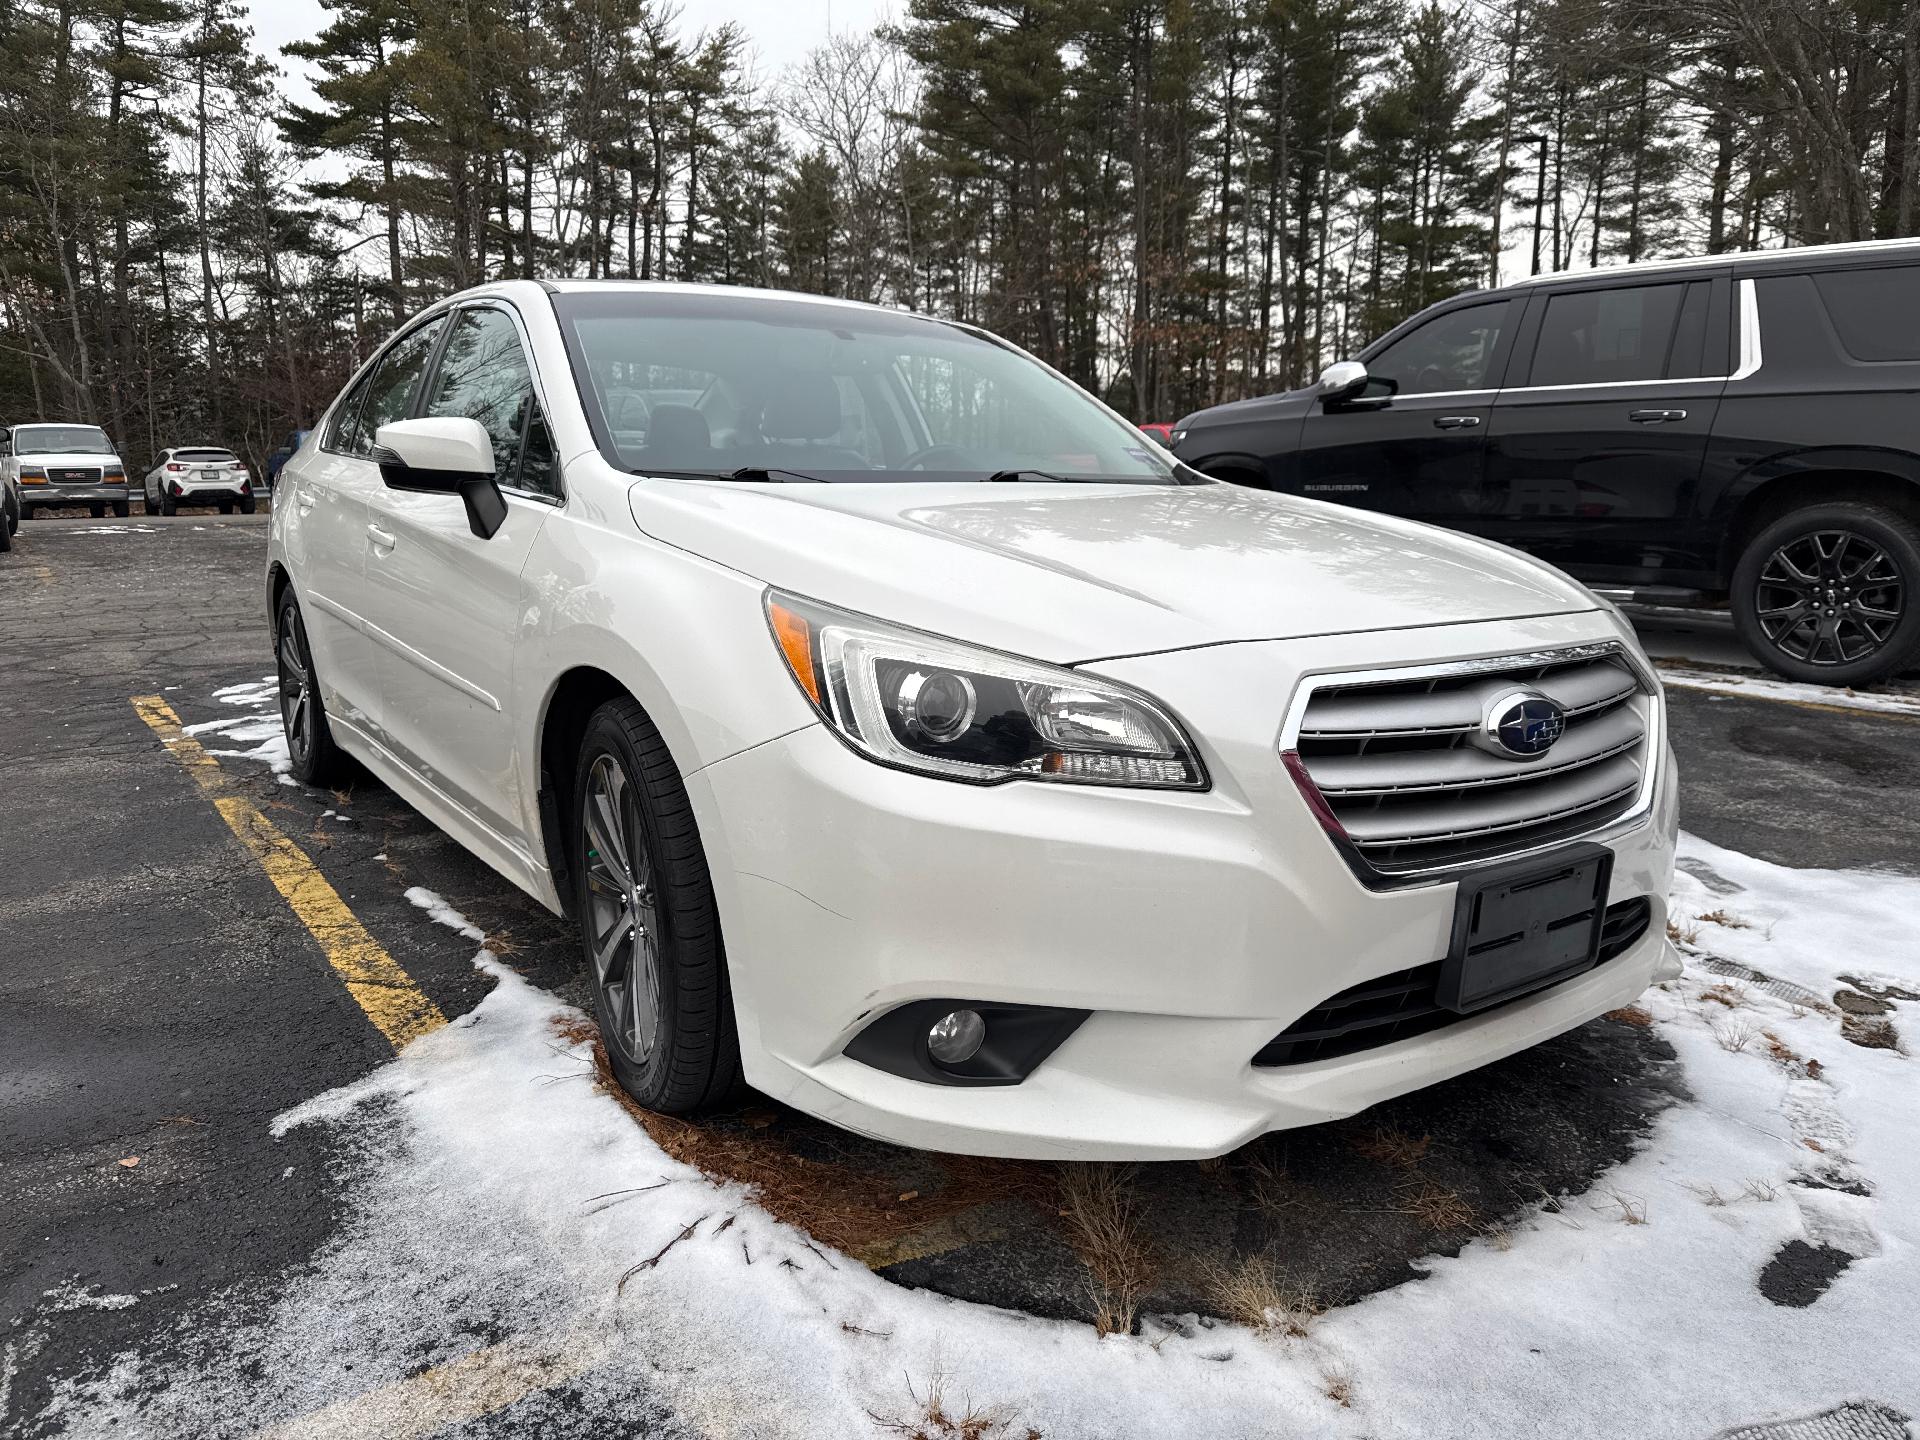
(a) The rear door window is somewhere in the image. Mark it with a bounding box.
[1528,284,1686,386]
[1811,265,1920,362]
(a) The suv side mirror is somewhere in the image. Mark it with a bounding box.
[1316,361,1371,405]
[372,417,506,540]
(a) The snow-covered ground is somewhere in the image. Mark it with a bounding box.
[185,675,294,782]
[29,834,1917,1439]
[1657,664,1920,719]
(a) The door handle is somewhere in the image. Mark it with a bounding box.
[1628,409,1688,423]
[367,524,396,550]
[1433,415,1482,430]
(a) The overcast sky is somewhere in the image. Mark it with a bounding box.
[245,0,895,111]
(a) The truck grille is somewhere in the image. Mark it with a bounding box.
[1287,644,1654,878]
[51,466,102,484]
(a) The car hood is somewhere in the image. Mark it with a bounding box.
[628,478,1595,663]
[17,451,122,467]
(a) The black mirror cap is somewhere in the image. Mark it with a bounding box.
[373,447,508,540]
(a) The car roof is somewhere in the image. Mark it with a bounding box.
[1508,237,1920,291]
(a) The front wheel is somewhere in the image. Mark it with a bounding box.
[572,698,740,1114]
[1732,501,1920,686]
[112,499,130,518]
[89,503,105,519]
[275,591,351,786]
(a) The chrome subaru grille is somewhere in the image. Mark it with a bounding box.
[1287,644,1655,878]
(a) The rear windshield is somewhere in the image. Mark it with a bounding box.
[15,424,115,456]
[552,290,1196,486]
[177,449,238,463]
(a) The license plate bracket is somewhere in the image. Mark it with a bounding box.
[1440,844,1613,1015]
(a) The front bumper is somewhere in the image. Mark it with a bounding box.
[691,611,1680,1160]
[24,483,129,506]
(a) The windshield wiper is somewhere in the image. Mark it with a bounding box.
[985,469,1125,484]
[724,466,827,484]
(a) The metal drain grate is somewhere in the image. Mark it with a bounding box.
[1715,1401,1912,1440]
[1700,957,1832,1011]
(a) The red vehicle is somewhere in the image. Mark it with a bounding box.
[1137,422,1176,445]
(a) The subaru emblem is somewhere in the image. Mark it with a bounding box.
[1473,687,1566,760]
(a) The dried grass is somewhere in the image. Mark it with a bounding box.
[1056,1163,1157,1337]
[1701,982,1749,1009]
[1393,1178,1474,1232]
[1667,919,1700,947]
[1604,1004,1654,1027]
[1697,909,1752,930]
[869,1375,1037,1439]
[1201,1254,1323,1338]
[1712,1018,1755,1053]
[1602,1188,1647,1225]
[1349,1126,1431,1171]
[1842,1014,1902,1051]
[1321,1365,1355,1408]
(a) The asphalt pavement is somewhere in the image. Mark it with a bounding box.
[2,514,1916,1437]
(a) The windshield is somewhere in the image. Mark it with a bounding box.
[552,290,1195,486]
[16,424,115,456]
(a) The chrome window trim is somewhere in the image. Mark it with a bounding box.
[1277,640,1664,886]
[1497,375,1731,396]
[1730,278,1763,380]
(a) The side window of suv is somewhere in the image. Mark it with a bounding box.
[1528,284,1687,387]
[423,306,559,497]
[1811,265,1920,362]
[1366,301,1512,396]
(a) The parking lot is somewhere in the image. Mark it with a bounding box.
[3,514,1918,1439]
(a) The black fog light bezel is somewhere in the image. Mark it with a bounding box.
[843,998,1091,1087]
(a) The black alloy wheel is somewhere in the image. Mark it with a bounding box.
[274,593,348,785]
[582,751,665,1068]
[1733,501,1920,685]
[572,698,740,1114]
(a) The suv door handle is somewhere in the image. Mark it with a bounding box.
[1433,415,1482,430]
[1628,408,1688,423]
[367,524,397,550]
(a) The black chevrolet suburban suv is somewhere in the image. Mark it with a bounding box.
[1171,238,1920,685]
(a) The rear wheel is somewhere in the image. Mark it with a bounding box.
[239,491,257,515]
[275,591,350,786]
[160,495,176,517]
[1732,501,1920,686]
[572,698,740,1114]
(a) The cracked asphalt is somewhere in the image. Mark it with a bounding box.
[2,514,1916,1435]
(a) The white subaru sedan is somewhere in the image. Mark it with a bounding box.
[268,281,1679,1160]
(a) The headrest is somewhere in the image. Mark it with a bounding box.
[760,372,844,442]
[643,404,711,462]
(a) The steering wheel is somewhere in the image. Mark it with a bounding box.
[900,443,976,472]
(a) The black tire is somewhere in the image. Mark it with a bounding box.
[218,499,232,515]
[572,698,741,1114]
[89,503,105,519]
[112,499,130,519]
[239,492,257,515]
[274,591,351,787]
[1732,501,1920,686]
[160,495,176,517]
[0,512,11,552]
[147,494,166,517]
[23,506,38,520]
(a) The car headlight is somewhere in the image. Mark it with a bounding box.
[1169,428,1188,446]
[765,591,1206,790]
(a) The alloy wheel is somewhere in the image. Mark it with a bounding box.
[277,612,316,770]
[1754,529,1906,666]
[582,752,662,1065]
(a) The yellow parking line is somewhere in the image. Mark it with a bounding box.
[132,695,445,1049]
[250,1330,605,1440]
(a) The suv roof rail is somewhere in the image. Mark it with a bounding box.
[1508,236,1920,288]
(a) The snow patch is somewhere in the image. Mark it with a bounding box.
[29,837,1920,1437]
[1658,664,1920,718]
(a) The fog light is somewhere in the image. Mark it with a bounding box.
[927,1008,985,1066]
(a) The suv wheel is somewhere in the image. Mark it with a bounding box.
[275,592,350,786]
[1732,501,1920,685]
[112,499,130,519]
[572,698,740,1115]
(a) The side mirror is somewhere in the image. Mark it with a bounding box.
[1316,360,1371,405]
[372,417,507,540]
